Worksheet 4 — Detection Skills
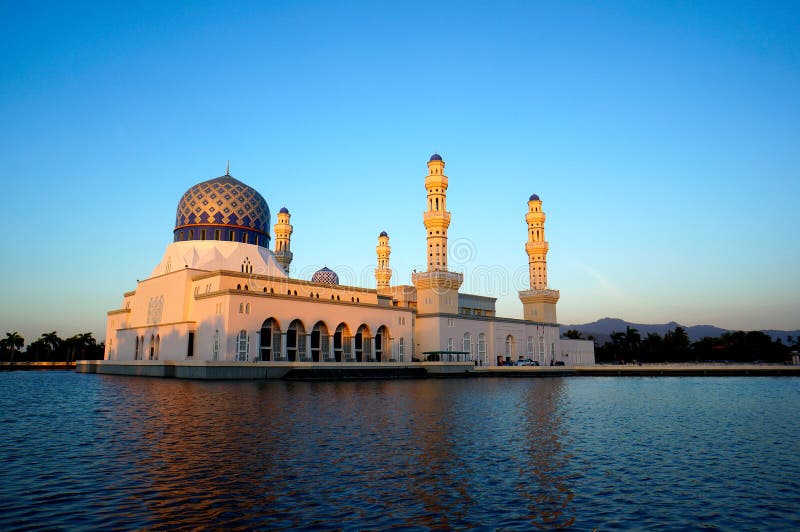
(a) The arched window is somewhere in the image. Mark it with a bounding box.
[155,335,160,360]
[149,334,155,360]
[398,337,405,361]
[212,330,220,361]
[527,336,534,357]
[134,336,140,360]
[237,284,241,290]
[239,302,244,313]
[478,333,486,362]
[245,303,250,314]
[463,332,471,359]
[505,335,515,358]
[236,330,249,361]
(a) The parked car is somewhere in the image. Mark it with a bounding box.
[514,359,540,366]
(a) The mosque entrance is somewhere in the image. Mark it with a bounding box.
[334,323,351,362]
[375,325,390,362]
[310,322,330,362]
[286,320,306,361]
[260,318,280,361]
[355,324,371,362]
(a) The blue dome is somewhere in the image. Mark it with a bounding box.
[279,206,289,214]
[429,153,443,161]
[379,231,388,237]
[173,174,270,247]
[312,266,339,285]
[529,194,540,201]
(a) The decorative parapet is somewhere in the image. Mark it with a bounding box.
[412,270,464,290]
[518,288,560,303]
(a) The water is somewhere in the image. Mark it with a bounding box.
[0,372,798,530]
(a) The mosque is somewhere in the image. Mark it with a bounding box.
[104,154,594,367]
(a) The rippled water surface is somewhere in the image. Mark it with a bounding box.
[1,372,798,530]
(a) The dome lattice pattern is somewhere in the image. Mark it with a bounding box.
[312,267,339,285]
[173,175,271,246]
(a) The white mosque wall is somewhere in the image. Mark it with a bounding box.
[414,315,563,366]
[560,339,596,365]
[150,241,288,279]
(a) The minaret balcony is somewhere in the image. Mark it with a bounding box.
[518,288,560,303]
[423,211,451,224]
[526,241,549,252]
[412,270,463,290]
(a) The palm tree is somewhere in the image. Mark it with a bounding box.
[65,333,96,362]
[5,332,24,364]
[625,326,641,359]
[610,331,627,363]
[40,331,61,362]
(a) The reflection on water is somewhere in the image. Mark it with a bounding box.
[0,372,799,530]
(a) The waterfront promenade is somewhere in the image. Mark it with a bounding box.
[76,360,800,380]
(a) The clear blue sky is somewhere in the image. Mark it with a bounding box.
[1,0,798,343]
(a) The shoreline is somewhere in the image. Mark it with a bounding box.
[73,360,800,380]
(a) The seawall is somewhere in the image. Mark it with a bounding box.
[76,360,800,380]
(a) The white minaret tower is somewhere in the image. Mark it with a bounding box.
[423,153,450,271]
[519,194,559,323]
[375,231,392,294]
[412,153,463,317]
[273,206,293,274]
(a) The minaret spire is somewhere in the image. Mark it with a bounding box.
[273,207,293,274]
[519,194,560,323]
[411,153,463,318]
[423,153,450,271]
[375,231,392,294]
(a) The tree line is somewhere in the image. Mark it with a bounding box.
[562,326,799,364]
[0,331,105,363]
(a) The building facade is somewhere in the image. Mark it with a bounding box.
[105,155,594,366]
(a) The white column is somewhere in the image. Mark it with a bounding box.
[280,333,287,362]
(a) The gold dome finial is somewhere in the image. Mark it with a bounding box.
[225,160,230,176]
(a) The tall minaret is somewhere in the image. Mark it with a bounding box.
[519,194,560,323]
[375,231,392,294]
[412,154,463,319]
[273,206,293,274]
[526,194,549,288]
[424,153,450,271]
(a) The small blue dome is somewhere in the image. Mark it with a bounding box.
[379,231,388,237]
[279,206,289,214]
[312,266,339,285]
[429,153,443,161]
[529,194,540,201]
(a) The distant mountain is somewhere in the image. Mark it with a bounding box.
[563,317,800,344]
